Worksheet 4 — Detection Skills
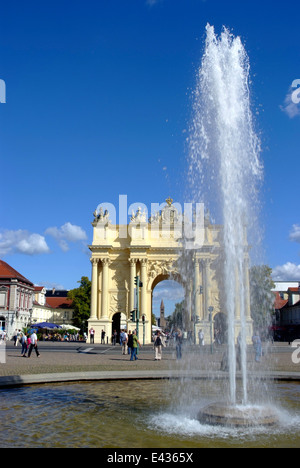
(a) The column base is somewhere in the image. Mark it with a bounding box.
[194,318,253,346]
[87,318,112,344]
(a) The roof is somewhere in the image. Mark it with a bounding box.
[46,296,73,309]
[0,260,34,286]
[274,291,288,310]
[45,289,70,297]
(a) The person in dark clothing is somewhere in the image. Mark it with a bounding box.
[127,330,133,356]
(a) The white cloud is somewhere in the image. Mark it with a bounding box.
[153,280,184,303]
[35,281,65,291]
[0,229,50,256]
[280,87,300,118]
[45,222,87,252]
[289,224,300,243]
[272,262,300,281]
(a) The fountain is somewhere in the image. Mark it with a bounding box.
[186,24,277,427]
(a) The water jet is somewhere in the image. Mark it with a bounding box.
[186,23,278,426]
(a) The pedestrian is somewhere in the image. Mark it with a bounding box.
[120,329,124,347]
[236,333,242,371]
[153,331,164,361]
[113,329,117,345]
[130,330,141,361]
[17,330,21,346]
[20,333,28,357]
[198,329,205,347]
[122,330,128,355]
[220,347,229,371]
[13,330,18,346]
[89,327,95,344]
[252,331,262,363]
[101,329,106,344]
[175,329,183,360]
[127,330,133,356]
[27,331,40,358]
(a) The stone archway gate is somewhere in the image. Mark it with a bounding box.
[88,199,252,344]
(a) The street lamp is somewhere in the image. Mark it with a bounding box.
[134,276,143,353]
[208,306,214,354]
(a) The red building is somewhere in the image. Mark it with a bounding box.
[0,260,34,337]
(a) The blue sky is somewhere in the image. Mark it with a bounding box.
[0,0,299,317]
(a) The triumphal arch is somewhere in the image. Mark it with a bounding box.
[88,198,252,344]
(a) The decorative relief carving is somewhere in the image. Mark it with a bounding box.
[148,259,177,280]
[109,291,128,315]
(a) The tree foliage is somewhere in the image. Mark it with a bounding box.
[250,265,275,332]
[167,300,184,330]
[67,276,91,330]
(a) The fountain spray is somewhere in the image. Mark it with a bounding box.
[188,24,263,405]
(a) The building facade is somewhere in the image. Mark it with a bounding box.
[0,260,34,337]
[32,287,74,325]
[273,282,300,341]
[88,199,252,344]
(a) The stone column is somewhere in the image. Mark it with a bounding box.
[90,258,99,320]
[129,258,137,313]
[140,259,148,320]
[101,258,110,318]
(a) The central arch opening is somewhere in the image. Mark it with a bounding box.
[152,278,185,330]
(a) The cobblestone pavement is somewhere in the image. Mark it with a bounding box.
[1,341,299,378]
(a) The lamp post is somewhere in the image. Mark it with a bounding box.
[208,306,214,354]
[134,275,143,353]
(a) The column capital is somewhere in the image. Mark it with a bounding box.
[129,258,138,264]
[90,257,99,265]
[200,257,211,267]
[140,258,148,265]
[101,257,111,266]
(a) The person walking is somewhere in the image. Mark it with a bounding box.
[252,331,262,363]
[130,330,141,361]
[153,331,163,361]
[27,331,40,358]
[175,329,183,360]
[101,329,106,344]
[122,330,128,355]
[13,330,18,346]
[112,329,117,345]
[20,333,28,357]
[89,327,95,344]
[236,332,242,371]
[127,330,133,356]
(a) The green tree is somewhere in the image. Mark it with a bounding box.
[151,312,157,326]
[167,300,184,330]
[67,276,91,330]
[249,265,275,332]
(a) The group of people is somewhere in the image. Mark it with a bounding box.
[14,330,40,358]
[119,329,141,361]
[153,329,186,361]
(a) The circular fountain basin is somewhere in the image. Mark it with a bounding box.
[198,403,278,427]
